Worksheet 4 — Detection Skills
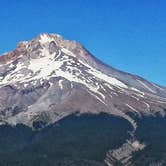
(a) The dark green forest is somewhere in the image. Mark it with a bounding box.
[0,113,166,165]
[0,113,131,166]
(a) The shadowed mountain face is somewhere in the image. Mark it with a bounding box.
[0,33,166,165]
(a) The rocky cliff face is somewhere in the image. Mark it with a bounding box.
[0,33,166,165]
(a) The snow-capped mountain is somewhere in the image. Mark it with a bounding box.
[0,33,165,127]
[0,33,166,165]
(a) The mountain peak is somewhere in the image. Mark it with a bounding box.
[0,33,81,64]
[37,33,63,45]
[36,33,80,49]
[0,33,166,96]
[0,33,165,143]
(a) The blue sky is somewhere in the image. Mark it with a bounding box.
[0,0,166,86]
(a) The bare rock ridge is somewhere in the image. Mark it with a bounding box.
[0,33,166,165]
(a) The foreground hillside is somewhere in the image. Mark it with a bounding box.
[0,114,165,165]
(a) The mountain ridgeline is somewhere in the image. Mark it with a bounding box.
[0,33,166,165]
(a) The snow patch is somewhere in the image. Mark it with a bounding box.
[88,69,128,89]
[137,80,156,93]
[131,141,145,150]
[142,101,150,110]
[87,90,106,105]
[59,80,63,89]
[61,48,76,57]
[61,48,128,89]
[152,83,165,91]
[28,48,63,79]
[131,87,142,93]
[39,34,54,45]
[126,104,140,115]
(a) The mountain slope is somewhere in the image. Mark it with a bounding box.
[0,33,166,165]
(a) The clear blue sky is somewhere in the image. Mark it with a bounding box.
[0,0,166,86]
